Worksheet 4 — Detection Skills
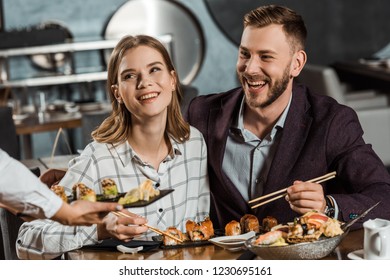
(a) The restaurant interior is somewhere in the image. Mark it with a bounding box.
[1,0,390,260]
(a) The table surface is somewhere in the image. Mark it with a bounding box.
[21,156,364,260]
[332,60,390,92]
[333,60,390,81]
[22,154,77,172]
[66,229,363,260]
[14,111,82,135]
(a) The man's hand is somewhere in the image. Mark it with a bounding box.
[39,168,66,187]
[286,180,326,215]
[51,200,124,226]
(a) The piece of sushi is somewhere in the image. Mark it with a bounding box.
[186,217,214,241]
[162,227,185,246]
[72,182,96,202]
[225,220,241,236]
[50,185,68,203]
[101,178,119,199]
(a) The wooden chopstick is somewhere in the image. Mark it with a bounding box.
[112,211,183,243]
[249,171,336,209]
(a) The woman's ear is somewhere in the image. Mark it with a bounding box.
[170,70,177,91]
[111,84,122,102]
[291,50,307,78]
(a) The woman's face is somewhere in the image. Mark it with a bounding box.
[113,45,176,123]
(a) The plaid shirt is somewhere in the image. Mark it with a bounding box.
[16,126,210,260]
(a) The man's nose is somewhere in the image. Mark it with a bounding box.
[245,57,261,75]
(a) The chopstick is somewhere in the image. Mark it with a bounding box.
[112,211,183,243]
[248,171,337,209]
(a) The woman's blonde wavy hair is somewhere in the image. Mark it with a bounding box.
[92,35,190,144]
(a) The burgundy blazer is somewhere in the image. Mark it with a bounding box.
[186,82,390,230]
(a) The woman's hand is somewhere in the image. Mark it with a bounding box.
[97,210,148,242]
[286,180,326,215]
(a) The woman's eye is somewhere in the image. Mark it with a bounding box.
[124,73,136,80]
[150,67,161,73]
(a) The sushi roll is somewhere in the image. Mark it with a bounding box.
[101,178,119,199]
[72,182,96,202]
[50,185,68,203]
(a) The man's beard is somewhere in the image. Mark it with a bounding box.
[243,65,291,109]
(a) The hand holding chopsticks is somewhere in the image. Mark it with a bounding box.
[112,211,183,243]
[248,171,337,209]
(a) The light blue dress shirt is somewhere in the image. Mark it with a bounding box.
[222,95,292,201]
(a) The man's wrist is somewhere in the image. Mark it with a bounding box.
[324,195,335,218]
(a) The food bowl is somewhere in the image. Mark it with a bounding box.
[245,230,349,260]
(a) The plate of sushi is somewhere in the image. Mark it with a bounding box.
[50,179,174,208]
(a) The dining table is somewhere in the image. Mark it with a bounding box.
[64,228,364,260]
[20,155,365,261]
[22,154,77,172]
[332,60,390,92]
[15,111,82,159]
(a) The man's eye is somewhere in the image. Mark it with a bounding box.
[240,51,249,58]
[261,55,273,60]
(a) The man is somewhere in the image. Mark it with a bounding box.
[0,149,139,226]
[186,5,390,229]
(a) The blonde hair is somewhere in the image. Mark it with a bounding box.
[92,35,190,144]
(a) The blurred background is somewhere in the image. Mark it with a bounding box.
[1,0,390,165]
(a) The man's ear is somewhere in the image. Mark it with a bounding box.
[291,50,307,78]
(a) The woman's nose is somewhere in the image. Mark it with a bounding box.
[136,75,152,89]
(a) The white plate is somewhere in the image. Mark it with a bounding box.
[12,114,28,121]
[347,249,364,260]
[209,231,256,251]
[78,102,102,112]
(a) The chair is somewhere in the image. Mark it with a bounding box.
[0,106,20,160]
[0,165,41,260]
[0,209,24,260]
[81,110,110,147]
[297,64,389,109]
[0,106,19,259]
[180,84,198,114]
[0,230,4,259]
[297,64,390,166]
[0,107,39,259]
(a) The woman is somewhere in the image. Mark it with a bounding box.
[16,35,210,259]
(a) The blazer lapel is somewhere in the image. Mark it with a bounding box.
[208,89,249,210]
[265,85,313,192]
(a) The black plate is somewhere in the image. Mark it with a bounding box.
[69,189,174,208]
[82,239,161,252]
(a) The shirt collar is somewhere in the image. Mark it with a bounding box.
[109,136,182,167]
[233,93,293,140]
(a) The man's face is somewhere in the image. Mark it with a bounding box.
[236,24,294,109]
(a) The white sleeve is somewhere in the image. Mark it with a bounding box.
[0,149,62,219]
[16,220,99,260]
